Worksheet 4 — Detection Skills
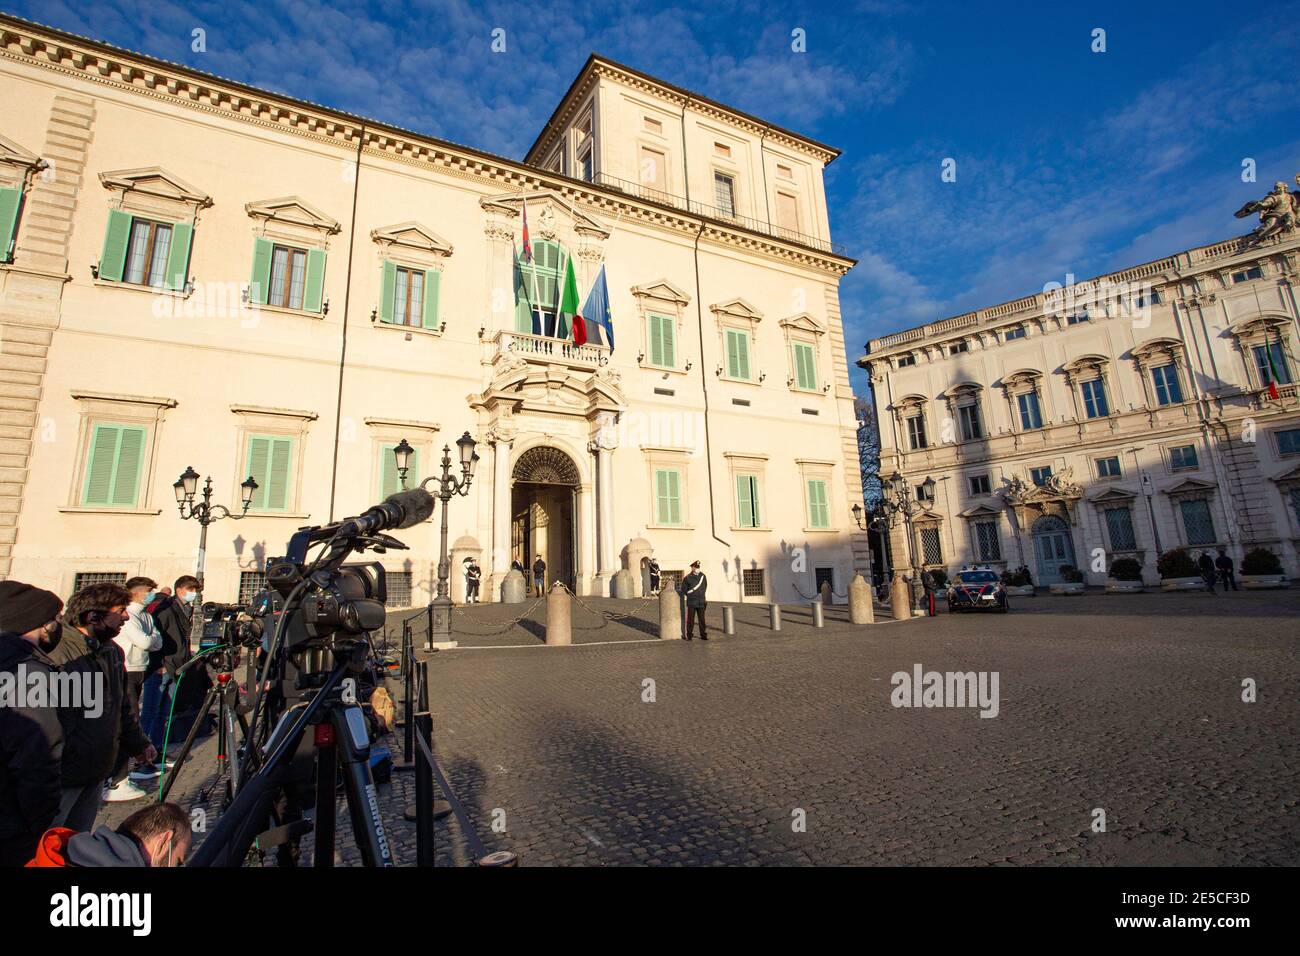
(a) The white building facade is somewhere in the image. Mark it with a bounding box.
[0,16,868,606]
[861,223,1300,586]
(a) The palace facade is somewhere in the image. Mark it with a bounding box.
[861,214,1300,586]
[0,14,866,605]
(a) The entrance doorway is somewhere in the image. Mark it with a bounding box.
[1032,514,1076,585]
[510,446,580,593]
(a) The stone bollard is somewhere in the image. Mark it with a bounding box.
[811,600,824,628]
[613,568,636,599]
[769,603,782,631]
[658,586,681,640]
[849,573,875,624]
[890,575,912,621]
[722,605,735,635]
[546,581,571,646]
[502,569,526,604]
[819,581,832,606]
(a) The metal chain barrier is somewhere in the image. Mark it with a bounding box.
[558,582,660,630]
[790,580,849,602]
[450,594,548,636]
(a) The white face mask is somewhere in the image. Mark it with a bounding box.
[182,591,198,604]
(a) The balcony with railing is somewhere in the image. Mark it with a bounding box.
[591,172,848,258]
[488,328,609,372]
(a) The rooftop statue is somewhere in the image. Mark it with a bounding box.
[1234,176,1299,245]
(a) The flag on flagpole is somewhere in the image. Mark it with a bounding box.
[521,199,533,264]
[555,253,579,341]
[1264,327,1283,400]
[579,265,613,350]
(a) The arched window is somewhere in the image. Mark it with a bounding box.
[514,239,569,335]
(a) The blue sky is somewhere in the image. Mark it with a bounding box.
[8,0,1300,396]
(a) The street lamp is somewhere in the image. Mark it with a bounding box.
[175,467,258,594]
[877,471,934,609]
[419,431,479,636]
[393,439,415,490]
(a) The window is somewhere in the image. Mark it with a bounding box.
[1004,326,1026,341]
[246,434,294,511]
[974,521,1001,561]
[99,209,190,291]
[238,571,268,605]
[654,468,682,525]
[1179,498,1216,546]
[578,148,593,183]
[382,263,439,329]
[714,142,732,158]
[1135,290,1161,307]
[0,185,24,263]
[639,146,666,192]
[958,402,983,441]
[724,328,751,380]
[385,571,413,608]
[735,474,760,528]
[920,527,942,565]
[250,237,326,313]
[81,423,147,507]
[1030,466,1053,487]
[793,341,817,390]
[915,483,933,503]
[713,172,736,218]
[906,414,928,450]
[1277,428,1300,456]
[968,474,991,496]
[1170,444,1198,471]
[643,116,662,135]
[74,571,126,592]
[1253,341,1292,386]
[1290,487,1300,527]
[1104,508,1137,551]
[776,163,793,180]
[1066,313,1090,326]
[806,479,830,529]
[1232,267,1263,283]
[648,313,676,368]
[1017,391,1043,430]
[1080,379,1110,418]
[514,239,565,334]
[776,192,800,233]
[949,341,968,354]
[1096,456,1122,479]
[742,568,766,596]
[897,354,917,367]
[1151,363,1184,405]
[380,443,420,499]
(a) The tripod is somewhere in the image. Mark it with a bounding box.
[157,647,248,804]
[187,640,394,867]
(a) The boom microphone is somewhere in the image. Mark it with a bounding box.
[341,487,435,537]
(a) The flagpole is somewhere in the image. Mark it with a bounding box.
[522,195,545,335]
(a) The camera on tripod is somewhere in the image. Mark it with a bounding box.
[199,602,263,653]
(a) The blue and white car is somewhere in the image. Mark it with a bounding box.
[946,567,1010,613]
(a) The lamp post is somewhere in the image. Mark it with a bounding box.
[174,466,258,594]
[877,471,935,609]
[393,439,415,491]
[419,431,479,637]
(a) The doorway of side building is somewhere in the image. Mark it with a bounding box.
[1032,514,1076,585]
[510,446,579,594]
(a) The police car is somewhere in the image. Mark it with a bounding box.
[946,565,1010,613]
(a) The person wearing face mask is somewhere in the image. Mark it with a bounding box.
[46,583,156,830]
[0,581,66,867]
[112,577,163,788]
[143,576,204,755]
[27,800,192,868]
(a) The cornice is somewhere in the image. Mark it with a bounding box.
[0,16,851,277]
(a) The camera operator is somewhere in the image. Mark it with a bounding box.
[47,583,156,829]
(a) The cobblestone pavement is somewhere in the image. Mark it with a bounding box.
[426,590,1300,866]
[105,590,1298,866]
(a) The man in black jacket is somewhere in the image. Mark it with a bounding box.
[0,581,65,867]
[1214,548,1238,592]
[679,560,709,641]
[47,582,156,831]
[1197,551,1217,593]
[144,575,206,753]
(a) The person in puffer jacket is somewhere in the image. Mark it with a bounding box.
[112,577,163,790]
[27,801,191,867]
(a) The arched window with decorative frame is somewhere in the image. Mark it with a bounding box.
[1227,314,1295,395]
[514,238,570,335]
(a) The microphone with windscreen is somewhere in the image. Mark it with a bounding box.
[340,487,435,538]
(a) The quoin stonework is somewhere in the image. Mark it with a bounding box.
[0,14,867,604]
[861,194,1300,586]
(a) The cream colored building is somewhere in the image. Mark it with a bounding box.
[0,15,868,607]
[861,219,1300,586]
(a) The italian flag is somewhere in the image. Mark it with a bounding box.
[1264,328,1282,400]
[558,255,582,344]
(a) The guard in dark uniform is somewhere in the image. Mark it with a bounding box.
[465,559,481,604]
[647,558,661,595]
[679,560,708,640]
[532,556,546,595]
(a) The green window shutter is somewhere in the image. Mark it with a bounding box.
[303,249,326,313]
[381,445,419,499]
[247,435,294,511]
[82,423,146,507]
[736,475,757,527]
[99,209,133,283]
[380,261,396,323]
[666,469,680,524]
[807,480,829,528]
[164,220,193,291]
[726,330,740,377]
[249,238,272,305]
[0,186,21,263]
[796,343,816,389]
[655,468,681,525]
[736,333,750,380]
[649,315,664,366]
[423,270,440,330]
[660,316,675,368]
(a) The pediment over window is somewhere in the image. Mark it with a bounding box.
[890,393,928,412]
[1228,313,1290,343]
[1088,487,1138,504]
[958,503,1002,518]
[1131,337,1183,362]
[1163,477,1215,499]
[480,190,610,240]
[1270,464,1300,486]
[941,380,984,399]
[778,312,825,335]
[370,221,453,257]
[998,368,1042,391]
[100,166,211,207]
[709,298,764,324]
[1062,354,1110,376]
[245,196,340,234]
[0,133,43,177]
[630,279,691,306]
